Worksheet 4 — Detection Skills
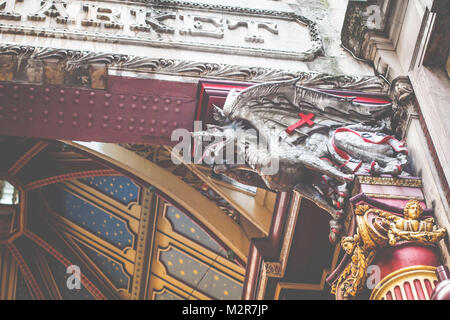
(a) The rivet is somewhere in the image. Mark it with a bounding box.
[140,119,145,124]
[45,88,51,93]
[141,105,147,111]
[129,117,135,124]
[74,99,80,104]
[176,99,182,105]
[29,95,35,100]
[119,95,125,100]
[89,100,94,105]
[143,97,148,102]
[165,98,171,104]
[116,125,122,130]
[72,121,78,126]
[162,120,167,126]
[75,90,80,95]
[87,114,93,119]
[151,119,156,125]
[153,97,159,103]
[132,95,137,101]
[149,128,155,133]
[13,85,19,91]
[103,115,109,121]
[116,116,123,122]
[152,106,158,112]
[59,97,65,103]
[119,103,125,109]
[161,129,166,134]
[90,91,96,96]
[12,108,18,113]
[128,126,134,131]
[12,116,18,121]
[43,110,49,115]
[131,103,137,109]
[105,93,111,99]
[60,89,65,94]
[175,108,180,113]
[173,122,178,127]
[28,117,33,121]
[87,122,93,128]
[138,126,144,132]
[72,113,78,118]
[42,118,48,123]
[44,96,50,101]
[58,119,64,125]
[102,123,108,129]
[104,102,110,107]
[28,108,33,114]
[164,107,169,112]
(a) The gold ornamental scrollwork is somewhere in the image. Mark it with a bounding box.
[331,200,446,300]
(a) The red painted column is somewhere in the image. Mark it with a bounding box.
[351,174,444,300]
[370,243,440,300]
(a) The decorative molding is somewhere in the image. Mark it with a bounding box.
[331,200,446,300]
[7,141,48,176]
[7,243,46,300]
[356,175,423,188]
[363,193,424,201]
[25,230,108,300]
[24,169,120,191]
[33,250,63,300]
[0,245,19,300]
[0,0,323,62]
[0,43,388,87]
[263,261,283,278]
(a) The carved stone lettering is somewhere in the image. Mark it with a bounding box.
[0,0,21,20]
[227,19,278,43]
[28,0,74,24]
[82,3,123,29]
[130,8,175,34]
[0,0,324,62]
[179,14,224,39]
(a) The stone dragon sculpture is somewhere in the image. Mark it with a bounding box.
[193,78,409,242]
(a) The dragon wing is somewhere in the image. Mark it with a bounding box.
[222,78,392,143]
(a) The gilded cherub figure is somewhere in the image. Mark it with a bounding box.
[379,200,447,246]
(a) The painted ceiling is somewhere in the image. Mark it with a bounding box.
[0,136,246,300]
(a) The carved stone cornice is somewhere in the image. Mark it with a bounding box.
[0,43,389,89]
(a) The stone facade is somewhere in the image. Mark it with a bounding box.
[340,0,450,270]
